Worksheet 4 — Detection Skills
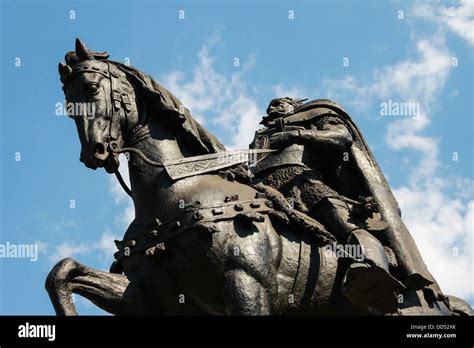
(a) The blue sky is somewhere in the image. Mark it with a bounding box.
[0,0,472,314]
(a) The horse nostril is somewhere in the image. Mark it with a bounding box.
[94,142,106,155]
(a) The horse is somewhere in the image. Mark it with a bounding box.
[46,39,466,316]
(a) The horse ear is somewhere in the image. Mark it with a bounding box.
[65,51,78,66]
[75,38,94,61]
[58,63,72,84]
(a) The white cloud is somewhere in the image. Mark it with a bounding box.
[394,185,473,299]
[161,39,262,149]
[324,36,452,111]
[48,241,91,263]
[273,83,306,100]
[225,94,261,149]
[48,230,121,265]
[324,34,452,182]
[96,230,121,261]
[47,219,79,233]
[413,0,474,46]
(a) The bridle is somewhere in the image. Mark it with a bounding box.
[63,60,164,197]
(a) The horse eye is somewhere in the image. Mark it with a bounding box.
[86,83,100,95]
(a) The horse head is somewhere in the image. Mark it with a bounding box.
[59,38,141,173]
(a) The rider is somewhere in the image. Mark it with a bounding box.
[250,97,406,313]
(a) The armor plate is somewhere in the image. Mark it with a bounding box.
[253,143,308,174]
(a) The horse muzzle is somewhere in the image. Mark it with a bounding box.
[80,141,119,173]
[103,154,120,173]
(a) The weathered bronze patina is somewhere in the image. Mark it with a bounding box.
[46,39,472,316]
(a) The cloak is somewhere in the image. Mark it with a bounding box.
[277,99,439,292]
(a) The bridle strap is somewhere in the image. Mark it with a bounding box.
[106,61,123,143]
[106,61,137,198]
[114,170,132,197]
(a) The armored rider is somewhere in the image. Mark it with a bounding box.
[250,97,423,313]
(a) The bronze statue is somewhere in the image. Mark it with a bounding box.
[46,39,472,316]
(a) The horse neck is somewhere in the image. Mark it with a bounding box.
[125,110,196,224]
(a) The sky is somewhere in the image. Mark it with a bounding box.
[0,0,472,315]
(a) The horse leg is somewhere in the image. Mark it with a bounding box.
[222,268,274,315]
[45,257,141,315]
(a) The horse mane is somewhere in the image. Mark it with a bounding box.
[109,61,228,156]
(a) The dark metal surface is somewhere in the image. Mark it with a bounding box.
[45,39,472,316]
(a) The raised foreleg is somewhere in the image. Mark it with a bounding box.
[45,257,141,315]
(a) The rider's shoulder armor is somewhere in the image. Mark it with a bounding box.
[251,99,349,175]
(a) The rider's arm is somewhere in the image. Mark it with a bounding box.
[268,117,353,150]
[297,121,353,150]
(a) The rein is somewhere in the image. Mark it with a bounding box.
[101,61,275,198]
[108,126,163,198]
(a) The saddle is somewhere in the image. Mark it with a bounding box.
[110,182,339,274]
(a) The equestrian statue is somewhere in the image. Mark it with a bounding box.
[46,39,472,316]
